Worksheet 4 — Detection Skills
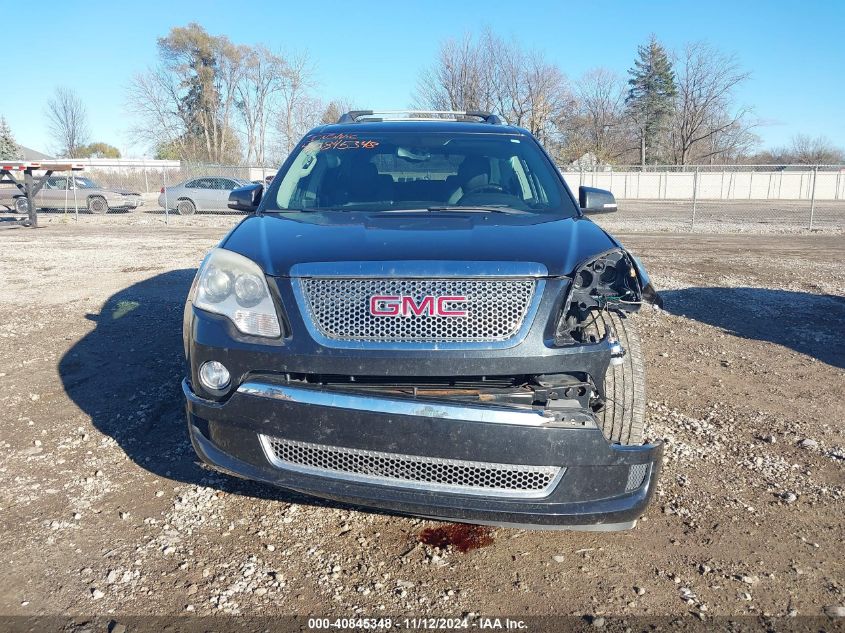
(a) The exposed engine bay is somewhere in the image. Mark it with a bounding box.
[273,372,598,427]
[556,249,644,345]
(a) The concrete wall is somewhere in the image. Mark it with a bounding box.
[561,168,845,201]
[46,158,182,173]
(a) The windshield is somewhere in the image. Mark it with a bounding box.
[268,131,576,216]
[72,177,98,189]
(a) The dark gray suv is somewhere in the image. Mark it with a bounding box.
[181,110,662,530]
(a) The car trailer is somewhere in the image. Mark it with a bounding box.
[0,161,84,228]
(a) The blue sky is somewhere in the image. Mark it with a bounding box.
[1,0,843,157]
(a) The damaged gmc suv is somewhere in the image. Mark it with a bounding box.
[182,110,663,530]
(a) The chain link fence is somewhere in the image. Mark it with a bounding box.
[563,164,845,231]
[2,161,843,232]
[0,161,277,225]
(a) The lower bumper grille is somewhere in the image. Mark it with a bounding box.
[259,436,563,498]
[625,463,650,491]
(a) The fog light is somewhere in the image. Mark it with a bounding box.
[199,360,230,391]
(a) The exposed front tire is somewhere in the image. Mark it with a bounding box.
[582,310,646,446]
[88,196,108,214]
[176,199,196,216]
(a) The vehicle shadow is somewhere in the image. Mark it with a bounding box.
[57,270,360,510]
[661,287,845,369]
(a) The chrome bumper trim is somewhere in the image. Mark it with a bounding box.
[237,381,559,427]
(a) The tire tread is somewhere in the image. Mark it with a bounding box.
[583,310,646,445]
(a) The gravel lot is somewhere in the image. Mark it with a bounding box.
[0,216,843,626]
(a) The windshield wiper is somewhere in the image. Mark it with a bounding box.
[426,205,528,215]
[265,207,324,213]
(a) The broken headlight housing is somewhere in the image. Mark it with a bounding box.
[192,248,282,338]
[554,249,642,345]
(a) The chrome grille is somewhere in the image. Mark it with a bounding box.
[259,436,562,497]
[298,278,536,342]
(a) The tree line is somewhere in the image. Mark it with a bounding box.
[2,24,842,166]
[126,23,347,165]
[415,30,843,166]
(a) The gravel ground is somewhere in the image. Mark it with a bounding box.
[0,217,842,626]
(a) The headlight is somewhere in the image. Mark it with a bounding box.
[192,248,282,338]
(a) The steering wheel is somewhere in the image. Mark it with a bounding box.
[464,183,507,195]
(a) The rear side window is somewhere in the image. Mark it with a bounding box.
[269,131,574,216]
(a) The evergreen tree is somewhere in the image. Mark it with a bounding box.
[0,116,20,160]
[626,36,676,165]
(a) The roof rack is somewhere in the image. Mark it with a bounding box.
[337,110,503,125]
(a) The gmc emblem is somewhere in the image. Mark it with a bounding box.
[369,295,468,317]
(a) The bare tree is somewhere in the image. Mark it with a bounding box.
[213,40,248,163]
[275,52,318,156]
[522,54,572,147]
[561,68,631,162]
[413,29,571,148]
[46,87,90,157]
[127,66,191,158]
[236,46,286,165]
[127,24,246,163]
[668,42,756,165]
[787,134,845,164]
[128,25,323,164]
[414,34,492,112]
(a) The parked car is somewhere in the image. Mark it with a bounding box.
[0,175,142,214]
[158,177,253,215]
[250,174,276,186]
[182,110,663,530]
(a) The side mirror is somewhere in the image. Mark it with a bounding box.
[579,186,618,213]
[228,183,263,212]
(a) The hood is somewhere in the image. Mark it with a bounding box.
[221,212,619,278]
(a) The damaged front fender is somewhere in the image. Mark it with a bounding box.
[629,253,663,309]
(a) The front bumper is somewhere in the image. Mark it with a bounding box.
[184,377,662,530]
[111,196,142,209]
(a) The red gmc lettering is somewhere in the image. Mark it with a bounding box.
[369,295,468,317]
[436,296,468,316]
[369,295,401,316]
[402,296,435,316]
